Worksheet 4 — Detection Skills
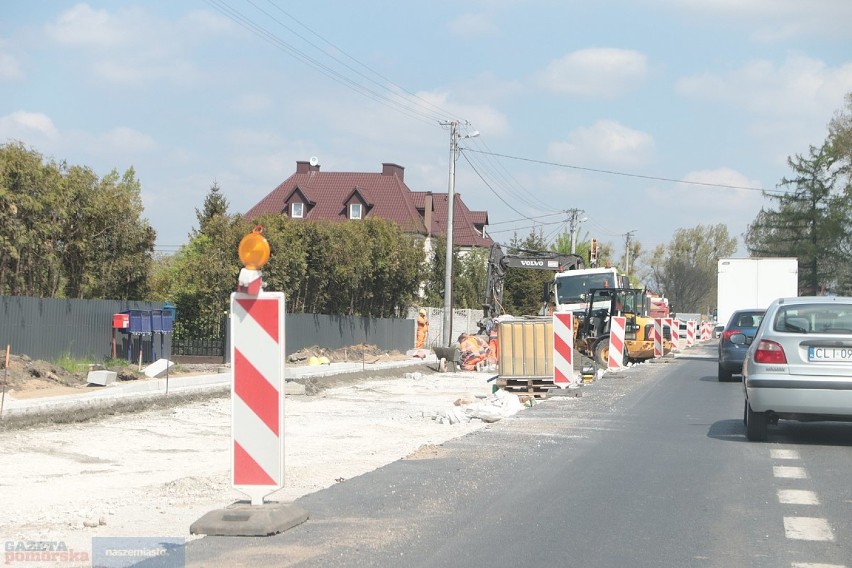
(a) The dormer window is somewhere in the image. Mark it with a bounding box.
[349,203,362,220]
[291,202,304,218]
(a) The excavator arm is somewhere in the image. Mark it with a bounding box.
[482,243,585,319]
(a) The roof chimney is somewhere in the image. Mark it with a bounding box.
[424,192,433,237]
[381,163,404,181]
[296,160,320,174]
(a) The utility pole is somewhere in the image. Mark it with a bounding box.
[566,208,585,253]
[624,230,636,278]
[438,120,479,346]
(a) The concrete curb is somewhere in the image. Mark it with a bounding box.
[1,357,437,417]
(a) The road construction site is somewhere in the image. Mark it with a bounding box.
[0,356,526,560]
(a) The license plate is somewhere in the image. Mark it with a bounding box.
[808,346,852,362]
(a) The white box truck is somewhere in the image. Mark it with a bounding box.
[716,258,798,326]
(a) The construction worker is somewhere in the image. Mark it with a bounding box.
[486,319,499,368]
[415,308,429,348]
[458,332,489,371]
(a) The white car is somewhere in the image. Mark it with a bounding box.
[741,296,852,441]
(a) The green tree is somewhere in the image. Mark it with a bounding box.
[454,247,489,310]
[502,229,552,315]
[0,142,65,296]
[76,168,155,299]
[745,141,845,294]
[195,181,230,235]
[162,184,246,339]
[828,92,852,293]
[0,142,154,299]
[650,224,737,314]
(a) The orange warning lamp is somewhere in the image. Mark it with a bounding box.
[238,226,270,270]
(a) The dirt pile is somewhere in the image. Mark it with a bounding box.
[288,344,409,364]
[0,354,86,392]
[0,344,408,398]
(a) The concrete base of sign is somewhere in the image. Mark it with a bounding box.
[547,386,583,397]
[190,501,309,537]
[86,370,117,386]
[143,359,174,378]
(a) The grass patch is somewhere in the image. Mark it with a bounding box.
[54,353,94,375]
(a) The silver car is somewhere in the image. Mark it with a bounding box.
[742,296,852,441]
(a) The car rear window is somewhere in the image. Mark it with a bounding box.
[772,304,852,335]
[730,312,763,328]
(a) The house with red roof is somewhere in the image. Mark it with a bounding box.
[245,160,493,252]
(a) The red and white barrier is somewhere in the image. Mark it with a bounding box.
[664,318,674,352]
[653,318,663,358]
[553,313,574,387]
[608,316,626,370]
[231,291,286,506]
[670,319,681,350]
[701,322,711,341]
[686,320,696,347]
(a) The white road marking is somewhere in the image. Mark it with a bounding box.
[783,517,835,541]
[778,489,820,505]
[774,465,808,479]
[792,564,846,568]
[770,448,800,460]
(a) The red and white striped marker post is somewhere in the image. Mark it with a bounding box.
[664,317,674,353]
[553,313,574,387]
[231,292,285,505]
[608,316,626,371]
[671,319,680,350]
[686,320,696,347]
[702,322,711,341]
[192,227,308,537]
[653,318,663,358]
[232,227,285,506]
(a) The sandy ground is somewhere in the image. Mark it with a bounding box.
[0,369,501,563]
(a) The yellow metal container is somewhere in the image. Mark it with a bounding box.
[497,318,553,378]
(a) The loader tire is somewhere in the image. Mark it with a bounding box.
[593,340,609,367]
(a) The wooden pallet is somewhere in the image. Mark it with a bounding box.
[496,377,555,398]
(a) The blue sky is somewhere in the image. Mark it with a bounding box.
[2,1,851,264]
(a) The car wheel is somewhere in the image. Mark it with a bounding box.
[718,363,733,382]
[745,401,768,441]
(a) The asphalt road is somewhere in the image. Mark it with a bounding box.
[184,343,852,568]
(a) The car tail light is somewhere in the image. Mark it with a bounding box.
[754,340,787,364]
[722,328,740,341]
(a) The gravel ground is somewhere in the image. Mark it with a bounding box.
[0,366,500,564]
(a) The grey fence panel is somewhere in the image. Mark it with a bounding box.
[283,313,415,357]
[0,296,171,362]
[2,296,425,364]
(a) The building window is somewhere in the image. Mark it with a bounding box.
[291,202,304,218]
[349,203,362,220]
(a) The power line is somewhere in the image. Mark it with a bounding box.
[259,0,453,124]
[465,148,784,194]
[488,211,566,226]
[204,0,449,127]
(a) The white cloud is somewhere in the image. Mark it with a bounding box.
[43,4,234,86]
[0,111,59,140]
[0,40,22,81]
[448,13,500,38]
[234,93,275,114]
[648,167,766,244]
[548,120,655,168]
[99,127,157,154]
[677,55,852,117]
[535,48,648,98]
[45,3,135,48]
[652,0,852,41]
